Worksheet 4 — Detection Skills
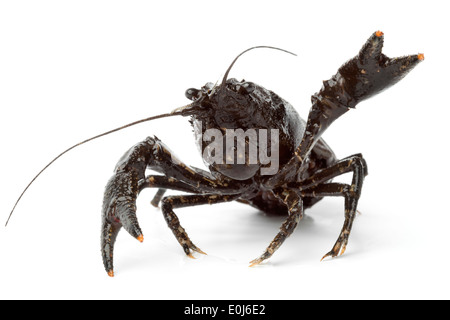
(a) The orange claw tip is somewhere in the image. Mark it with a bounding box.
[375,30,384,37]
[418,53,425,61]
[107,270,114,277]
[137,234,144,243]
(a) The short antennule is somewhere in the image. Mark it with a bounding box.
[220,46,297,90]
[5,104,193,226]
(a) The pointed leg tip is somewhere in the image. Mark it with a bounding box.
[187,252,196,259]
[375,30,384,37]
[248,258,263,268]
[196,248,207,255]
[320,252,332,262]
[107,270,114,277]
[137,234,144,243]
[418,53,425,61]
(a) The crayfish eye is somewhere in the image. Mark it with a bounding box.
[237,82,255,95]
[185,88,200,101]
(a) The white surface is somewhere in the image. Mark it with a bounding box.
[0,0,447,300]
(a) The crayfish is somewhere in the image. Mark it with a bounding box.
[7,31,423,277]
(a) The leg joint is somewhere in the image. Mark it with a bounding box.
[161,197,173,212]
[347,153,368,176]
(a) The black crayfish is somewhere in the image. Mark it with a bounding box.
[7,31,424,277]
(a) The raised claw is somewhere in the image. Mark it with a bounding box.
[101,170,143,277]
[336,31,424,107]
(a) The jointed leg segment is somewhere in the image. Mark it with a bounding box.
[293,154,367,260]
[249,189,303,267]
[300,183,358,259]
[289,154,367,191]
[161,193,241,257]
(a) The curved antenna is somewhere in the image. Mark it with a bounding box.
[5,104,193,226]
[220,46,297,90]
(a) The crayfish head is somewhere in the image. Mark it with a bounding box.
[211,78,258,125]
[177,79,258,126]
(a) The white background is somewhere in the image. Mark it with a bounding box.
[0,0,447,300]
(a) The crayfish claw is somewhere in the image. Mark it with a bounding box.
[101,169,143,276]
[337,31,424,107]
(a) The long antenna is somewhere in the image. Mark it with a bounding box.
[220,46,297,90]
[5,107,190,226]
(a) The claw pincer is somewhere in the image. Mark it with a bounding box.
[101,142,152,276]
[338,31,423,107]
